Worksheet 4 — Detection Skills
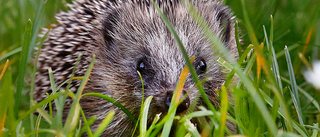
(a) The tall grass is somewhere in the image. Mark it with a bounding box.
[0,0,320,136]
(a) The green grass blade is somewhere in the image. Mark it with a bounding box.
[35,106,44,137]
[263,25,286,130]
[235,21,242,57]
[310,123,319,137]
[0,69,13,135]
[29,28,50,133]
[0,47,22,62]
[48,68,66,132]
[15,19,32,118]
[15,121,23,136]
[299,53,313,70]
[28,0,46,60]
[217,58,234,72]
[93,110,115,137]
[305,124,320,131]
[269,15,274,46]
[183,119,200,137]
[48,67,65,130]
[82,93,137,125]
[145,113,161,137]
[66,54,83,90]
[137,71,145,105]
[75,122,82,137]
[239,45,254,65]
[292,120,308,137]
[281,77,320,111]
[0,60,9,81]
[79,109,95,137]
[276,132,300,137]
[47,93,53,117]
[63,55,95,135]
[48,68,57,94]
[284,46,305,127]
[140,96,153,136]
[181,107,216,120]
[79,116,95,137]
[217,85,228,137]
[35,108,53,125]
[25,129,57,137]
[263,25,283,95]
[276,44,299,58]
[132,71,145,136]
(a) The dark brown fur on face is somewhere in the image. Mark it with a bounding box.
[35,0,238,136]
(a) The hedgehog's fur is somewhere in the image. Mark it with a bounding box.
[35,0,238,136]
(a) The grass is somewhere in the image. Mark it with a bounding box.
[1,0,320,136]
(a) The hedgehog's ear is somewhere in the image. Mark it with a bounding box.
[216,8,233,44]
[102,10,119,47]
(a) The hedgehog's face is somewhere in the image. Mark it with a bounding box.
[93,1,235,118]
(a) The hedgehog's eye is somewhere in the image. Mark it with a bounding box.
[137,60,146,72]
[196,60,206,74]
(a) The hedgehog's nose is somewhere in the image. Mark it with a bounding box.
[166,90,190,114]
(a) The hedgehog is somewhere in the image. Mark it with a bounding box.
[34,0,238,136]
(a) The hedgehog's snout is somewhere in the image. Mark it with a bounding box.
[165,90,190,114]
